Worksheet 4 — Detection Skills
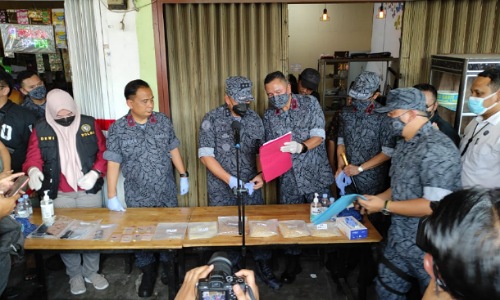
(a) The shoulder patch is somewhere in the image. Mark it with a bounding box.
[81,124,91,132]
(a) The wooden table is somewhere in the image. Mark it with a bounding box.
[185,204,382,247]
[25,205,381,300]
[26,207,192,300]
[186,204,382,300]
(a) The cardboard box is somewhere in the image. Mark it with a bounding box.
[336,216,368,240]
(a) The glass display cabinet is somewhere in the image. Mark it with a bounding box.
[430,54,500,135]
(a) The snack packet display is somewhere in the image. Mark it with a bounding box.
[249,219,278,238]
[187,222,218,240]
[307,222,341,238]
[217,216,247,236]
[153,223,188,240]
[278,220,310,238]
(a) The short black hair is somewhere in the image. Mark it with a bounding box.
[423,188,500,299]
[17,70,39,86]
[478,67,500,92]
[413,83,437,101]
[264,71,287,85]
[0,69,14,97]
[124,79,150,100]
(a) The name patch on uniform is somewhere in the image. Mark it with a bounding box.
[40,136,55,141]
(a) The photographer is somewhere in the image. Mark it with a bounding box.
[418,188,500,300]
[175,265,259,300]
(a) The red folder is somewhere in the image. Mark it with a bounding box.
[259,132,292,182]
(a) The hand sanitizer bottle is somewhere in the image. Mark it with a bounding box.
[40,190,55,225]
[310,193,321,222]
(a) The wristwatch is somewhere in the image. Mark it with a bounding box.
[180,171,189,178]
[357,165,364,173]
[381,200,391,215]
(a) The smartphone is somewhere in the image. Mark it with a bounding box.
[5,175,30,197]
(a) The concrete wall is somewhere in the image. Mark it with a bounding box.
[288,3,373,76]
[97,0,157,120]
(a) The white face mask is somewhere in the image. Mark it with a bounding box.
[468,92,498,115]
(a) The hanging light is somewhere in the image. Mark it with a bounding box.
[320,5,330,22]
[376,3,386,19]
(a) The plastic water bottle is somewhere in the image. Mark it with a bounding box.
[23,194,33,216]
[329,197,336,221]
[310,193,321,222]
[40,190,55,225]
[321,193,330,212]
[16,197,29,218]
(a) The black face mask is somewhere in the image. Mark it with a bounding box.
[232,103,249,117]
[55,116,75,127]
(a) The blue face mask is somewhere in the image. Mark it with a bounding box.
[28,85,47,100]
[391,110,409,137]
[468,92,497,115]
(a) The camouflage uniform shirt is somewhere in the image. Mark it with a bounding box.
[104,111,180,207]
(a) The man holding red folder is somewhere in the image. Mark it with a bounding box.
[263,71,334,284]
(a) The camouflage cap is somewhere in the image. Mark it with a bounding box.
[375,87,427,113]
[348,71,380,100]
[299,68,320,91]
[225,76,254,103]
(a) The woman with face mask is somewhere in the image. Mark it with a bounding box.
[460,67,500,190]
[22,89,109,295]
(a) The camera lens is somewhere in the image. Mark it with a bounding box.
[207,251,232,276]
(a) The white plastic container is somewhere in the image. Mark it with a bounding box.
[40,190,55,226]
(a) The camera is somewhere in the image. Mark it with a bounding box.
[197,252,247,300]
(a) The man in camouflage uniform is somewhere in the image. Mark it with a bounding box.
[104,79,189,298]
[358,88,462,300]
[263,71,334,284]
[198,76,281,290]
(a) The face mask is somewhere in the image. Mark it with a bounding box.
[468,92,497,115]
[28,85,47,100]
[232,103,249,117]
[269,93,289,109]
[55,116,75,127]
[391,111,409,137]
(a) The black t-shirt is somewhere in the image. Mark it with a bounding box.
[0,100,37,172]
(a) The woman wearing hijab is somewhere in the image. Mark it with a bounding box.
[23,89,108,295]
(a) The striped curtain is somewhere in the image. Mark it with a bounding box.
[400,0,500,86]
[164,3,288,207]
[64,0,110,119]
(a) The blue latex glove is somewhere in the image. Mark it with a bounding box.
[312,194,365,225]
[335,170,352,196]
[228,176,244,189]
[107,196,126,212]
[244,182,255,196]
[180,177,189,195]
[337,207,363,222]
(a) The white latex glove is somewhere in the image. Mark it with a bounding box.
[180,177,189,195]
[28,167,44,191]
[280,141,303,154]
[244,182,255,196]
[107,196,126,211]
[228,176,244,189]
[77,170,99,190]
